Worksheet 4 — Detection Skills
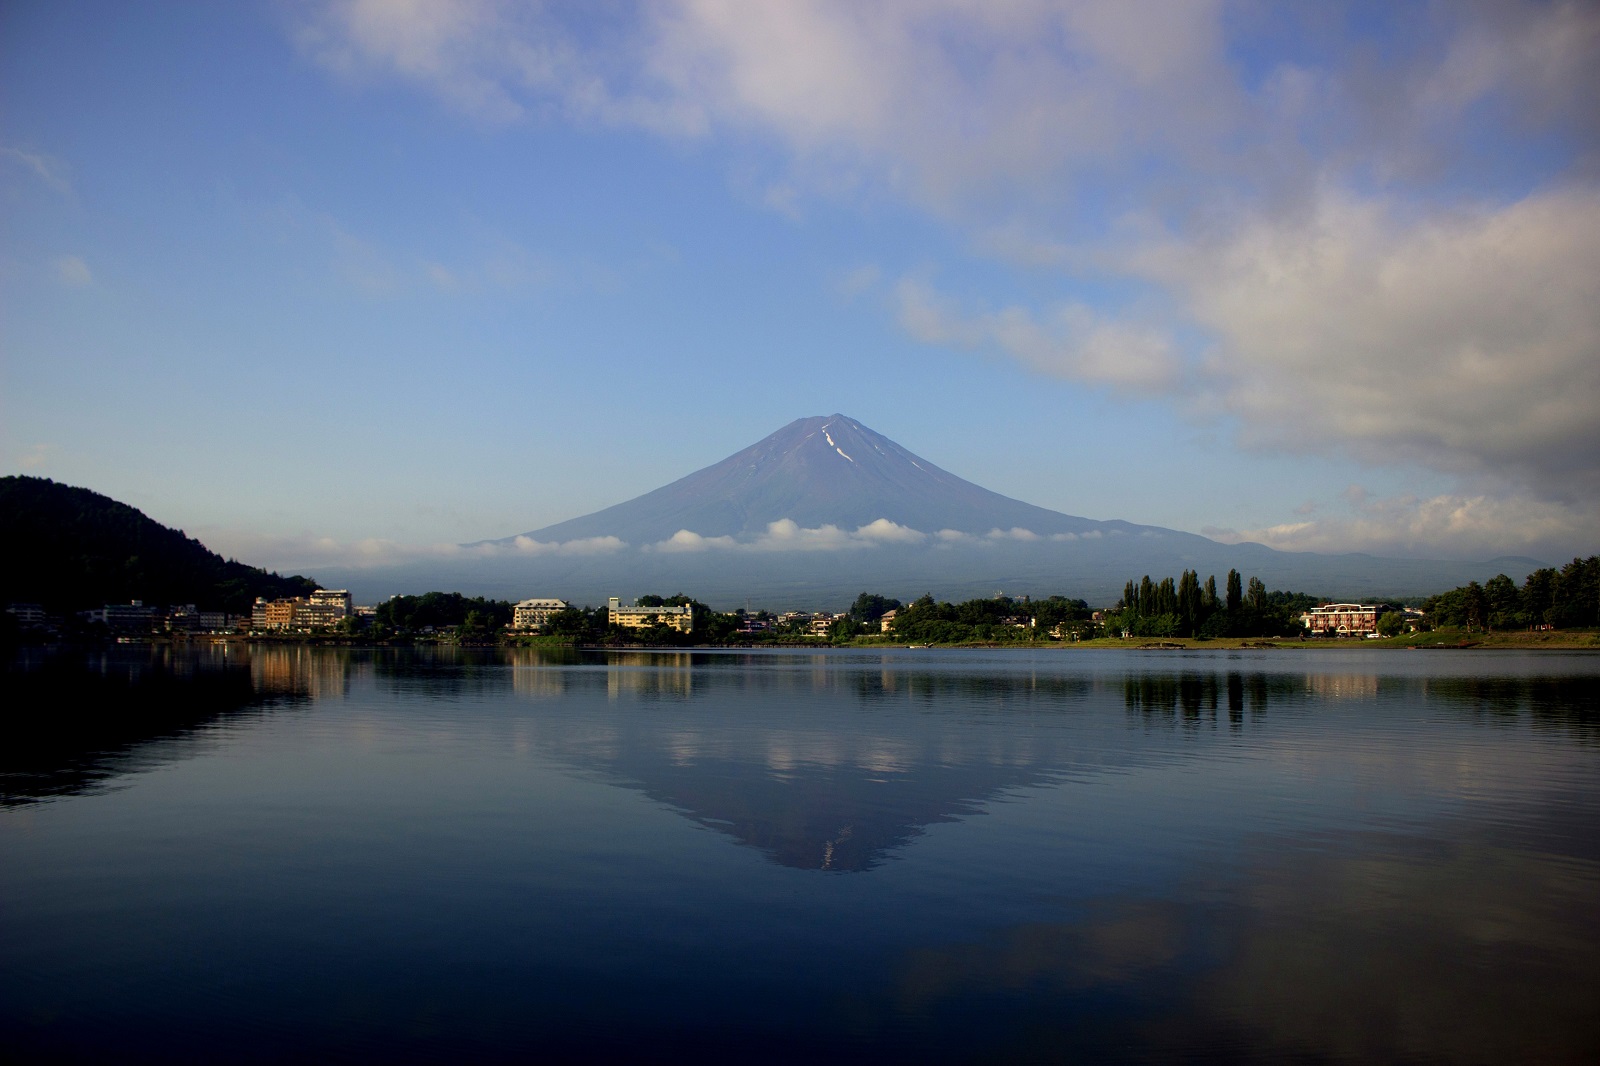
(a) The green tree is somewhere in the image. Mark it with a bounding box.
[1522,568,1557,625]
[1226,570,1242,613]
[848,593,902,623]
[1177,570,1201,635]
[1377,611,1407,637]
[1462,581,1488,632]
[1484,574,1520,629]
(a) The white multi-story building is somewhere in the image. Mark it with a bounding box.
[305,589,353,628]
[513,598,570,630]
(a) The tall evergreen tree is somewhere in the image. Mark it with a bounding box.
[1246,576,1267,610]
[1203,575,1218,611]
[1226,570,1242,613]
[1177,570,1200,633]
[1157,577,1176,617]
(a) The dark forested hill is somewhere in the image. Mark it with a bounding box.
[0,476,318,613]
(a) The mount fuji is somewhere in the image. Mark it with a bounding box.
[486,414,1160,547]
[365,414,1536,609]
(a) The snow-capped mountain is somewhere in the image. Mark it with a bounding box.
[487,414,1167,547]
[320,414,1539,608]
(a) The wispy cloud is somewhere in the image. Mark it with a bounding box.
[1,145,72,194]
[896,279,1182,396]
[199,528,627,572]
[15,443,55,469]
[52,255,92,287]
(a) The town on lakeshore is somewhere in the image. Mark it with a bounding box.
[9,555,1599,649]
[4,477,1596,650]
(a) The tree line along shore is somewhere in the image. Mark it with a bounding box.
[16,563,1594,650]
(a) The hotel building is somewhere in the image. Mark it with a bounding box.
[608,597,694,633]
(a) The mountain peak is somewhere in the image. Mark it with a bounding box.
[489,416,1134,548]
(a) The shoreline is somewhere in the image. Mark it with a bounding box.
[16,629,1597,653]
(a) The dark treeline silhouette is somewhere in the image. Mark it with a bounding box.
[1,476,318,613]
[373,592,514,639]
[1109,568,1318,638]
[1423,557,1599,631]
[886,594,1093,644]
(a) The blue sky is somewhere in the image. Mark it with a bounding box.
[3,0,1596,572]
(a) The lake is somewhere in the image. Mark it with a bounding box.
[3,645,1597,1064]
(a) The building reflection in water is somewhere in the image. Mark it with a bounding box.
[249,644,357,702]
[604,652,693,700]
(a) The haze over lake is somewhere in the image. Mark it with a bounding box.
[4,645,1596,1063]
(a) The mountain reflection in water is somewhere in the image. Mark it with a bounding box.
[9,647,1598,871]
[2,645,1597,1064]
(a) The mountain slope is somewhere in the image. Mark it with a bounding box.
[0,476,319,612]
[492,414,1166,546]
[301,417,1544,608]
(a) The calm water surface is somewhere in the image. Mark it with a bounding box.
[3,645,1597,1063]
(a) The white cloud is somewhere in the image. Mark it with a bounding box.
[853,518,925,544]
[897,279,1181,395]
[1204,489,1597,561]
[650,529,739,553]
[53,255,91,286]
[1133,186,1600,499]
[751,518,859,552]
[510,534,626,556]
